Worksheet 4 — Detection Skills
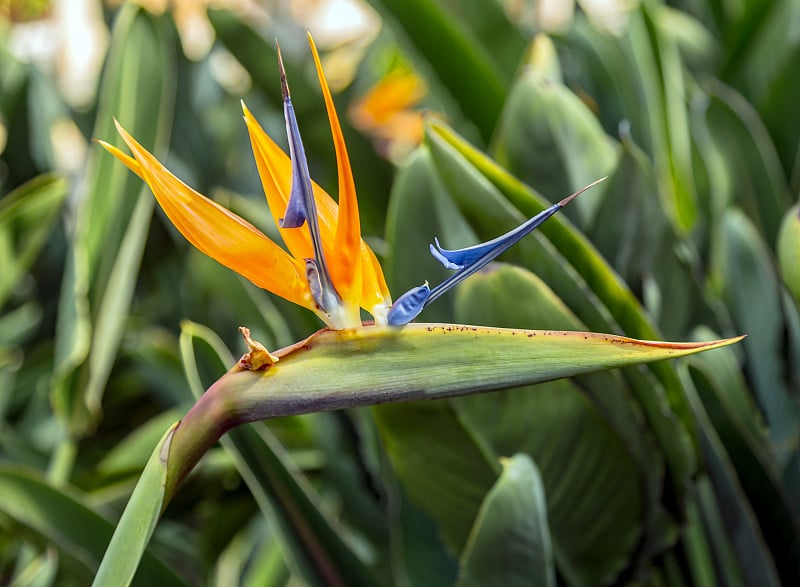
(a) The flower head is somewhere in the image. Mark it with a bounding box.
[101,33,602,331]
[100,34,391,330]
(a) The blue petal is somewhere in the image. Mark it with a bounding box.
[387,283,431,326]
[429,238,466,270]
[429,204,563,271]
[399,178,606,322]
[280,97,313,229]
[426,203,564,305]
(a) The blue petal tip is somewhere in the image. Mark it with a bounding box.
[387,283,431,326]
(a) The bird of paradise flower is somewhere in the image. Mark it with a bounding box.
[91,34,746,586]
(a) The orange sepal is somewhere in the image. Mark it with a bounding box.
[308,34,362,307]
[241,104,339,261]
[96,140,142,177]
[108,121,314,310]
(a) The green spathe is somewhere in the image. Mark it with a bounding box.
[164,324,743,497]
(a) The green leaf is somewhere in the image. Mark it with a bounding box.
[778,204,800,306]
[92,424,183,587]
[625,3,698,231]
[701,82,792,246]
[96,409,186,477]
[380,471,459,586]
[695,477,750,587]
[660,6,721,72]
[588,135,667,285]
[589,134,709,339]
[373,399,499,554]
[449,0,526,84]
[52,4,175,435]
[558,16,641,135]
[6,549,58,587]
[718,0,787,86]
[724,0,800,170]
[0,301,41,347]
[526,34,563,83]
[224,424,380,587]
[688,327,762,438]
[682,494,722,586]
[456,454,555,587]
[689,361,800,586]
[492,68,618,226]
[757,36,800,175]
[0,465,183,586]
[711,209,799,465]
[159,321,738,584]
[683,385,782,587]
[0,173,68,309]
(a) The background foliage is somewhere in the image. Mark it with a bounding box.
[1,0,798,585]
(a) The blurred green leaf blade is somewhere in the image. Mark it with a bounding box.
[365,0,507,141]
[92,424,184,587]
[0,173,67,309]
[52,4,176,433]
[492,68,617,225]
[689,361,800,585]
[0,466,184,586]
[456,454,555,587]
[778,204,800,306]
[711,209,800,465]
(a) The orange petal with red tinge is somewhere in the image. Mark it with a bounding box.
[308,34,362,306]
[110,121,313,310]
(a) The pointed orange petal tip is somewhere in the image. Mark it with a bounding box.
[97,138,142,178]
[110,120,314,310]
[307,33,364,306]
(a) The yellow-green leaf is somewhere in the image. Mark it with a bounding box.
[778,204,800,305]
